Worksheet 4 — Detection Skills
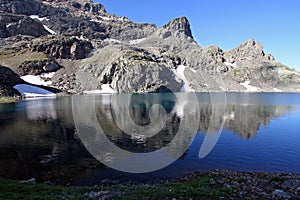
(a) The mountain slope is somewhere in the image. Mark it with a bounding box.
[0,0,300,97]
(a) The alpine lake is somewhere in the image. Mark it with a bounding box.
[0,92,300,186]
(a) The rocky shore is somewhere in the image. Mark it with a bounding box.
[86,170,300,199]
[1,170,299,199]
[179,170,300,200]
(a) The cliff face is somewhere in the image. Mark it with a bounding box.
[0,0,300,96]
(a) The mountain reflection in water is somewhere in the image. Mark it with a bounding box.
[0,93,299,185]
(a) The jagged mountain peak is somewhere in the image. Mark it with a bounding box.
[159,16,193,39]
[227,38,269,60]
[40,0,93,4]
[239,38,263,52]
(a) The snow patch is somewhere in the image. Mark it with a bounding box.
[224,112,235,120]
[99,16,111,21]
[30,15,49,21]
[190,68,197,73]
[40,72,55,79]
[129,38,146,45]
[43,25,56,35]
[224,62,238,68]
[21,74,53,86]
[273,88,282,92]
[91,16,111,22]
[13,84,56,98]
[240,81,259,92]
[90,19,101,23]
[6,23,13,28]
[104,38,122,44]
[171,65,195,92]
[83,84,117,94]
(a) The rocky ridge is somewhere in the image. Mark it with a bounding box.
[0,0,300,97]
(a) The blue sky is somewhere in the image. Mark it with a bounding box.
[96,0,300,70]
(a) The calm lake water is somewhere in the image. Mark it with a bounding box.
[0,92,300,185]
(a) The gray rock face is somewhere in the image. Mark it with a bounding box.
[108,22,157,41]
[0,0,67,17]
[160,17,193,39]
[224,39,275,62]
[7,17,50,37]
[74,46,182,93]
[111,63,181,93]
[0,0,41,15]
[17,59,61,76]
[31,36,93,59]
[47,17,107,39]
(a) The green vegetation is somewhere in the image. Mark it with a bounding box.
[0,50,48,69]
[115,177,233,200]
[0,97,20,104]
[0,176,234,200]
[0,178,91,200]
[269,176,282,182]
[237,177,247,183]
[233,68,239,78]
[286,73,296,80]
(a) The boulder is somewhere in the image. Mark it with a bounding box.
[43,60,61,72]
[272,189,291,199]
[17,59,61,76]
[7,17,49,37]
[70,41,94,59]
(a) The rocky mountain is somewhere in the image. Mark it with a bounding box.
[1,0,300,98]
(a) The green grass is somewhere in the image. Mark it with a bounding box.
[237,177,247,183]
[0,50,48,69]
[233,68,239,78]
[0,176,235,200]
[0,178,92,200]
[269,176,282,182]
[0,97,20,104]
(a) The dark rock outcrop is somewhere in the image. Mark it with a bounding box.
[107,22,157,41]
[47,17,107,39]
[0,66,23,97]
[0,66,24,86]
[17,58,61,76]
[6,17,50,37]
[0,0,41,15]
[0,20,9,38]
[31,36,94,59]
[0,0,67,17]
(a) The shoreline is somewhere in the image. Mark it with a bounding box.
[1,90,300,103]
[1,170,299,199]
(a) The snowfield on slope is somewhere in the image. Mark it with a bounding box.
[13,84,56,98]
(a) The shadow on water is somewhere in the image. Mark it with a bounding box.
[0,93,299,185]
